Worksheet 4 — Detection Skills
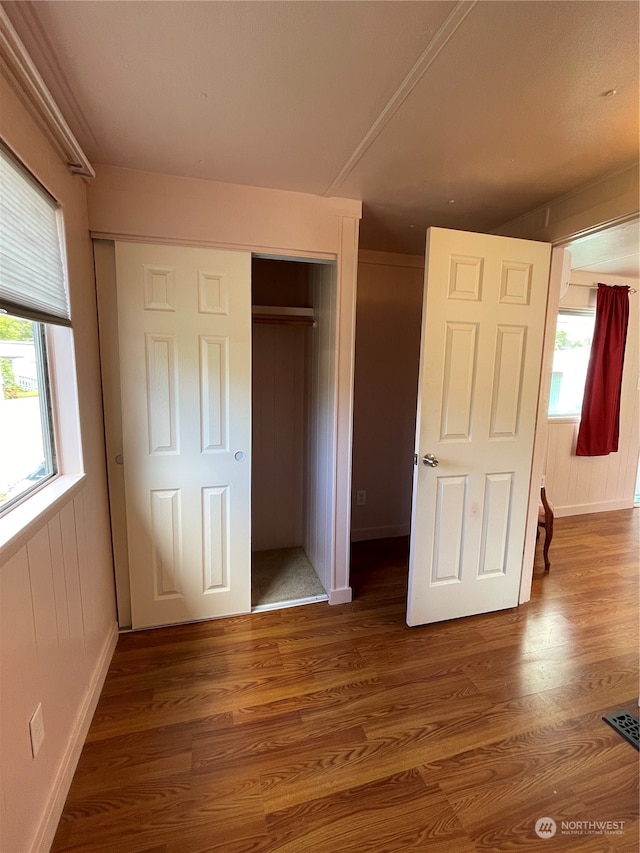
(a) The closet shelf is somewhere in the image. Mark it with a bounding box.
[252,305,315,326]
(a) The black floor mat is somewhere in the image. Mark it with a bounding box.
[603,711,640,750]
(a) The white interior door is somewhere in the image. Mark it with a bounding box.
[115,242,252,629]
[408,227,551,627]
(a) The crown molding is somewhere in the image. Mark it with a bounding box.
[492,162,639,245]
[0,5,94,178]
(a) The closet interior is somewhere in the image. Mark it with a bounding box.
[251,256,335,610]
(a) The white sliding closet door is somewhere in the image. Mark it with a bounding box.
[115,242,252,629]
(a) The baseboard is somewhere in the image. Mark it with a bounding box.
[555,499,635,518]
[329,586,353,605]
[33,621,118,853]
[350,524,410,542]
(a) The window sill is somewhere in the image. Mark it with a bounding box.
[0,473,86,561]
[548,416,580,424]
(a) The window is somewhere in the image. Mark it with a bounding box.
[0,144,70,513]
[0,316,57,509]
[548,310,596,417]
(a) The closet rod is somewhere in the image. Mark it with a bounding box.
[569,282,637,294]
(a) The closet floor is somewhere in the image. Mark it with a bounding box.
[251,546,327,610]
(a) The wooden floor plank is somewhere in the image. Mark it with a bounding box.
[51,509,639,852]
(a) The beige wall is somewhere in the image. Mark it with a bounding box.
[88,164,361,258]
[0,77,117,852]
[545,272,640,515]
[351,251,424,541]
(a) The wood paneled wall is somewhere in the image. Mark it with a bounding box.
[252,323,307,551]
[0,71,117,853]
[1,489,117,852]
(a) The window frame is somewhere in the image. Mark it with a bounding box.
[0,144,85,554]
[0,317,60,515]
[548,306,596,420]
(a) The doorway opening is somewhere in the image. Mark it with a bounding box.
[250,256,336,611]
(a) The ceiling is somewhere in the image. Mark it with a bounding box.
[567,218,639,279]
[3,0,639,266]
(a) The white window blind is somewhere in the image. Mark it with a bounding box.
[0,145,70,326]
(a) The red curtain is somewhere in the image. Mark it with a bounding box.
[576,284,630,456]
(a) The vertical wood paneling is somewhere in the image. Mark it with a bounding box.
[48,515,71,646]
[73,493,93,653]
[0,487,113,853]
[59,501,87,664]
[26,526,59,653]
[252,322,307,551]
[273,325,296,544]
[0,546,40,853]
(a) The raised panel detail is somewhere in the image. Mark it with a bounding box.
[143,265,176,311]
[479,473,513,576]
[200,336,229,452]
[448,255,483,301]
[440,322,478,441]
[202,486,229,592]
[431,476,467,584]
[490,325,526,439]
[150,490,182,598]
[500,261,532,305]
[145,334,178,454]
[198,271,228,315]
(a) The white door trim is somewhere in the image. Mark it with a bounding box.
[518,246,565,603]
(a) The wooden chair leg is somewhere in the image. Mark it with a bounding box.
[539,486,554,572]
[543,514,553,572]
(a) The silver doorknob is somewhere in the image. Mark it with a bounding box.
[422,453,439,467]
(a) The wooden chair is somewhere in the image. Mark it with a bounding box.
[537,486,554,572]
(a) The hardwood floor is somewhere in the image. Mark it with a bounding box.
[52,509,639,852]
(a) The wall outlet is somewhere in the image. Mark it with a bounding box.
[29,703,45,757]
[356,490,367,506]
